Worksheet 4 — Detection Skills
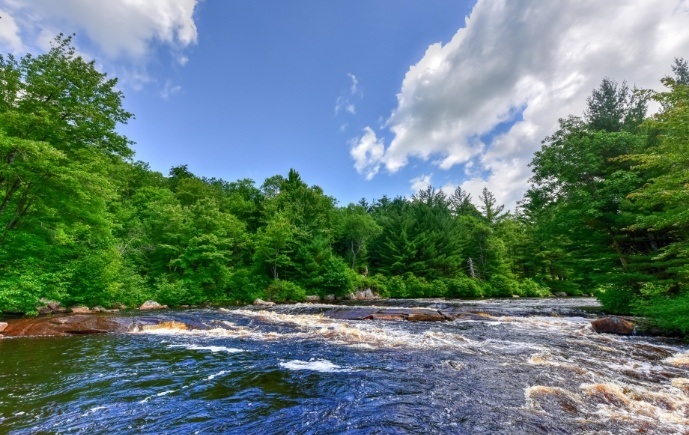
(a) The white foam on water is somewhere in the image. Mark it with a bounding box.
[169,344,244,354]
[524,376,689,432]
[279,359,350,373]
[138,390,176,404]
[206,370,229,381]
[664,351,689,367]
[81,405,108,417]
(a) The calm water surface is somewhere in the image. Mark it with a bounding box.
[1,298,688,434]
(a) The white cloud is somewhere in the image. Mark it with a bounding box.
[0,10,22,52]
[352,0,689,209]
[3,0,199,59]
[410,174,432,193]
[161,80,182,100]
[335,72,362,115]
[0,0,199,91]
[350,127,385,180]
[348,72,360,95]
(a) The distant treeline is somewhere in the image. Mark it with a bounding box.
[1,36,688,336]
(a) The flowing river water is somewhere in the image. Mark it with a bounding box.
[1,298,688,434]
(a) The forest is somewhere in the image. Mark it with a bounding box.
[1,36,688,336]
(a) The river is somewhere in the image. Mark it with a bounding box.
[1,298,688,434]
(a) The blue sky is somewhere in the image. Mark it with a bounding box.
[121,1,474,206]
[1,0,688,208]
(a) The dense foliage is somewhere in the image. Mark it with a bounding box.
[1,38,687,336]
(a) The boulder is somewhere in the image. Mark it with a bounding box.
[591,316,635,335]
[2,315,134,337]
[355,289,377,300]
[554,292,568,298]
[70,306,92,314]
[0,322,7,332]
[111,302,127,310]
[406,311,447,322]
[324,294,336,301]
[253,298,275,307]
[305,295,321,303]
[139,300,168,310]
[323,308,379,320]
[37,299,69,315]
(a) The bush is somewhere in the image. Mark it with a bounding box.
[403,273,429,298]
[445,277,483,299]
[486,274,519,298]
[597,285,635,314]
[632,290,689,337]
[154,277,202,306]
[310,256,356,297]
[518,278,551,297]
[428,280,448,298]
[265,280,307,303]
[227,268,266,303]
[356,273,389,297]
[109,267,149,308]
[386,275,407,298]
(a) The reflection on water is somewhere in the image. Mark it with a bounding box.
[1,298,688,434]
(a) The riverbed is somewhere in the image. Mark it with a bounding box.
[1,298,688,434]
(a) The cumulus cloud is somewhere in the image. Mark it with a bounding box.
[350,127,385,180]
[352,0,689,209]
[410,174,432,193]
[2,0,198,59]
[0,10,22,52]
[0,0,199,92]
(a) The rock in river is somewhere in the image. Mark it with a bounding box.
[1,315,134,337]
[253,299,275,307]
[139,300,168,310]
[591,316,635,335]
[70,306,92,314]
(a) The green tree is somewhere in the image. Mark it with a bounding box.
[0,35,133,312]
[254,212,297,280]
[337,203,381,270]
[478,187,506,226]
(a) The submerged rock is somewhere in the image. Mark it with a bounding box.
[367,313,407,321]
[139,300,168,310]
[591,316,635,335]
[322,307,449,322]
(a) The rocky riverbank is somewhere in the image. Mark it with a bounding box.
[0,298,665,338]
